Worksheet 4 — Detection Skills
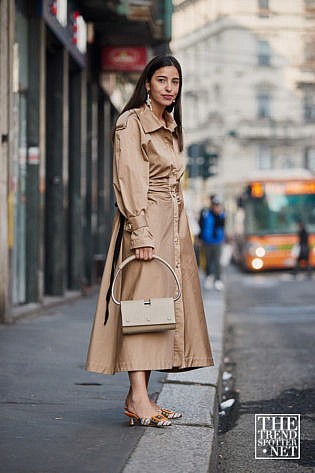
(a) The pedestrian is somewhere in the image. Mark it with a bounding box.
[199,195,225,290]
[85,55,213,428]
[293,221,312,279]
[187,209,201,267]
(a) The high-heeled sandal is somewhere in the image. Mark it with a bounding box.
[125,404,182,420]
[124,409,171,427]
[160,407,182,419]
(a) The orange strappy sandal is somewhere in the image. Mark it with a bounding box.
[160,407,182,419]
[124,409,171,427]
[125,404,182,420]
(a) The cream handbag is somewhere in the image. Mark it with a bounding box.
[111,255,181,334]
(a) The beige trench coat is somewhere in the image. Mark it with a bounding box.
[85,105,213,374]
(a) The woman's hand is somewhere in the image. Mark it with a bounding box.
[134,247,154,260]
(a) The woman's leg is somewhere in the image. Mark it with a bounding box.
[126,371,181,420]
[126,370,151,404]
[126,370,157,419]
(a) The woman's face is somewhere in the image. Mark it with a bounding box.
[146,65,180,111]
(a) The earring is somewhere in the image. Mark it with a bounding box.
[146,90,152,111]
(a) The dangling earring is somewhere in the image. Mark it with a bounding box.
[146,90,152,111]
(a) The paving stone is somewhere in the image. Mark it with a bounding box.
[157,382,216,426]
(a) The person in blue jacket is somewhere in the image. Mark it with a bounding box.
[199,195,225,290]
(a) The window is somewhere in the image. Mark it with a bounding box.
[257,144,273,169]
[304,89,315,121]
[304,39,315,65]
[257,92,271,118]
[214,84,221,102]
[245,193,315,234]
[258,0,269,17]
[257,40,271,66]
[304,0,315,10]
[259,0,269,8]
[305,148,315,172]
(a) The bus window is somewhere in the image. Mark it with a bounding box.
[244,193,315,235]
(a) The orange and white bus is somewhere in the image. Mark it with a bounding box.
[225,170,315,271]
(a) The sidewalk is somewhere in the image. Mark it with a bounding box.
[0,285,224,473]
[123,287,224,473]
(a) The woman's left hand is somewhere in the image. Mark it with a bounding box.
[134,247,154,260]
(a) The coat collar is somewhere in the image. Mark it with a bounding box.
[136,104,177,133]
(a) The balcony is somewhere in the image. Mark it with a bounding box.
[236,119,315,142]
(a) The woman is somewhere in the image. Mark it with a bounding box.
[86,55,213,427]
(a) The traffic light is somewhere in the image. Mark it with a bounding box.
[187,144,218,179]
[201,152,218,179]
[187,143,205,178]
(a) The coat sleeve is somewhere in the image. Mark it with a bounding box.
[113,114,155,250]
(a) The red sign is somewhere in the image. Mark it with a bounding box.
[101,46,147,72]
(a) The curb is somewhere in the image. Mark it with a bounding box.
[123,289,225,473]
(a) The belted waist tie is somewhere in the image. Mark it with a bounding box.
[148,178,180,195]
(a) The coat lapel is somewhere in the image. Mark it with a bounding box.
[136,105,177,133]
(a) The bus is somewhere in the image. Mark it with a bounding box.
[224,169,315,271]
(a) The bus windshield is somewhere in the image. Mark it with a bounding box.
[245,193,315,235]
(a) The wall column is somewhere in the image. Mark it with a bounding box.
[96,97,106,254]
[45,42,67,295]
[0,0,13,322]
[26,8,43,302]
[68,66,83,290]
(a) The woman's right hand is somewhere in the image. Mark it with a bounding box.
[134,247,154,260]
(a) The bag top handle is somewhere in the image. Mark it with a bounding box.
[111,254,182,305]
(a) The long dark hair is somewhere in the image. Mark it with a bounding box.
[114,54,183,151]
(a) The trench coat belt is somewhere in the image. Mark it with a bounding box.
[148,180,180,195]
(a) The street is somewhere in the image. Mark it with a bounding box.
[217,266,315,472]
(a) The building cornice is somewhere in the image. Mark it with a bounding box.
[172,15,315,50]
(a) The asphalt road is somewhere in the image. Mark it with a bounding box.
[217,266,315,472]
[0,295,165,473]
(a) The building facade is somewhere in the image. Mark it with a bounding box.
[0,0,172,322]
[172,0,315,197]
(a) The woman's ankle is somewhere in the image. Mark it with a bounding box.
[126,393,154,412]
[129,392,150,405]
